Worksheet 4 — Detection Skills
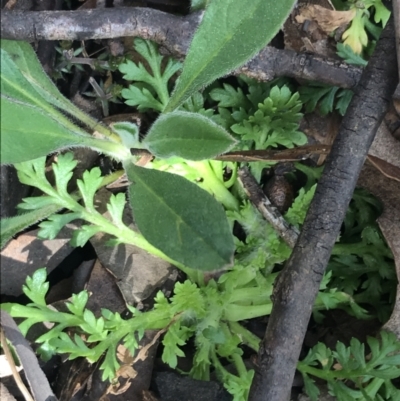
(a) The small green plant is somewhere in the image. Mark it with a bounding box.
[1,1,398,399]
[338,0,390,55]
[298,331,400,401]
[299,83,354,116]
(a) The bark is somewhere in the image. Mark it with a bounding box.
[0,8,362,88]
[248,17,398,401]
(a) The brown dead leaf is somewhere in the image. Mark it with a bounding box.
[295,5,356,34]
[368,122,400,172]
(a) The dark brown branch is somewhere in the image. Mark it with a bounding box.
[248,17,398,401]
[0,8,362,88]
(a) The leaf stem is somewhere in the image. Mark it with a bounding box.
[223,302,272,321]
[228,321,261,352]
[186,160,240,211]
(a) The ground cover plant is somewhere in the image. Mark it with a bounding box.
[1,0,399,400]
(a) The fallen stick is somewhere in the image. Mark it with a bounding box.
[248,16,398,401]
[0,8,361,89]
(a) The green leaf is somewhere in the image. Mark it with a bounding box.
[144,111,236,160]
[121,85,164,111]
[107,193,126,227]
[17,196,59,210]
[162,322,191,368]
[125,164,235,270]
[165,0,296,111]
[71,225,103,247]
[373,1,390,25]
[209,84,251,109]
[38,213,80,240]
[1,40,128,163]
[0,204,61,249]
[0,96,96,164]
[302,374,320,401]
[1,40,116,141]
[77,168,104,212]
[100,346,120,381]
[66,291,89,316]
[336,43,368,66]
[119,38,181,111]
[52,153,78,197]
[1,40,88,118]
[22,268,49,306]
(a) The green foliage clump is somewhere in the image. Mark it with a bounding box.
[298,331,400,401]
[1,5,398,397]
[299,83,354,117]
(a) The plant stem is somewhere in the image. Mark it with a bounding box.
[227,286,272,305]
[80,136,131,161]
[72,107,122,143]
[232,352,248,378]
[229,321,261,352]
[187,160,240,211]
[224,302,272,321]
[296,361,375,381]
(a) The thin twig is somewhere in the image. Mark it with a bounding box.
[0,8,362,89]
[1,311,59,401]
[130,144,331,162]
[0,327,34,401]
[237,167,299,248]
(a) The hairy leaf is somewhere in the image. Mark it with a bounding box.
[1,96,93,164]
[1,40,89,118]
[0,204,61,249]
[125,164,235,270]
[1,41,129,164]
[165,0,296,111]
[144,111,236,160]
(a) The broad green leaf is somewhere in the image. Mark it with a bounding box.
[125,164,235,270]
[1,40,127,163]
[144,111,236,160]
[0,204,62,249]
[1,96,94,164]
[0,40,99,128]
[1,96,128,164]
[1,47,52,109]
[1,44,88,136]
[164,0,296,111]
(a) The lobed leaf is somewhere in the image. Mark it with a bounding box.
[77,168,104,212]
[38,213,80,240]
[22,268,49,306]
[71,225,103,247]
[107,193,126,227]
